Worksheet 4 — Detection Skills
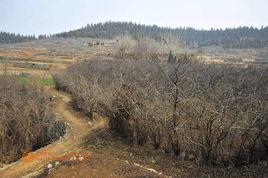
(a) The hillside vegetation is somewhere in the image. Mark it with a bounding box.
[54,56,267,167]
[2,22,267,48]
[56,22,268,48]
[0,76,65,163]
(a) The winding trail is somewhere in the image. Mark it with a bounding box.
[0,88,166,178]
[0,89,106,178]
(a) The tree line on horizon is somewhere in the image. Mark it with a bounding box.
[1,22,268,48]
[56,22,268,48]
[0,32,50,44]
[0,32,36,44]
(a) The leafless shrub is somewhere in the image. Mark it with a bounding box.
[115,45,128,59]
[133,40,156,60]
[54,57,267,166]
[0,76,66,163]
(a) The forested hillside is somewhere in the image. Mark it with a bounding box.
[2,22,268,48]
[0,32,36,44]
[56,22,268,48]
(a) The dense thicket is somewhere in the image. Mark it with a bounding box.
[55,58,267,166]
[56,22,268,48]
[0,76,65,163]
[0,32,36,44]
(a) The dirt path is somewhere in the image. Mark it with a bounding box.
[0,89,165,178]
[0,89,105,178]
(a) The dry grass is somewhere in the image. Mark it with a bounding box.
[84,127,267,178]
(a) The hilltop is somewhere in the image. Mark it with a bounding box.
[56,21,268,48]
[2,22,268,49]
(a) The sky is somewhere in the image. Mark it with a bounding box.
[0,0,268,35]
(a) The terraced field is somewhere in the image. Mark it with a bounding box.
[0,37,120,77]
[1,37,268,78]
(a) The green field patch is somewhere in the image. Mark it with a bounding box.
[16,76,55,86]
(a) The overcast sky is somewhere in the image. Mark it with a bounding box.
[0,0,267,35]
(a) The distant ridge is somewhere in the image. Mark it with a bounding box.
[1,21,268,48]
[56,21,268,48]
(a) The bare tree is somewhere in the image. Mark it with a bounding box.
[54,57,267,166]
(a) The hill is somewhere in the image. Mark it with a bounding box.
[56,21,268,48]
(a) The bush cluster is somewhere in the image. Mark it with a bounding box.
[0,76,65,163]
[54,58,267,166]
